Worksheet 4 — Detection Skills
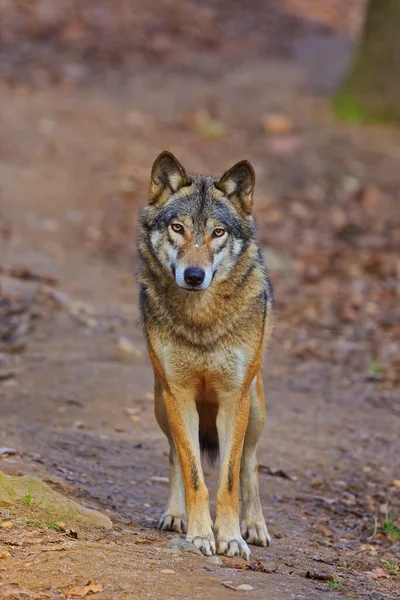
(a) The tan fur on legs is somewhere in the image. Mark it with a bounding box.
[158,449,187,533]
[240,371,271,546]
[155,379,187,532]
[214,389,251,559]
[161,385,215,555]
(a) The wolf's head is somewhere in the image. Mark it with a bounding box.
[140,151,258,292]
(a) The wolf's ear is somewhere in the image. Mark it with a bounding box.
[216,160,255,215]
[150,151,190,204]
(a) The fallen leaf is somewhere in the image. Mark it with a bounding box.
[0,447,17,456]
[160,569,175,574]
[222,557,247,569]
[0,584,43,599]
[134,536,158,544]
[1,521,14,529]
[66,582,103,597]
[359,544,377,555]
[305,571,335,582]
[0,266,58,286]
[262,113,293,134]
[0,550,11,559]
[312,524,333,537]
[247,559,278,573]
[365,567,390,579]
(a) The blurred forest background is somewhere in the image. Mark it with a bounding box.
[0,2,399,600]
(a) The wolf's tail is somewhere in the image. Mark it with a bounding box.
[199,428,219,465]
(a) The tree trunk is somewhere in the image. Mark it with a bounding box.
[335,0,400,123]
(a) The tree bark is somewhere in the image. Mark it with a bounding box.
[335,0,400,122]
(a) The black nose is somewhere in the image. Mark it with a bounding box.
[184,267,205,287]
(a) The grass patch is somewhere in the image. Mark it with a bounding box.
[383,561,398,575]
[332,93,370,124]
[12,503,72,533]
[23,492,33,506]
[382,517,400,541]
[367,360,383,377]
[327,576,345,591]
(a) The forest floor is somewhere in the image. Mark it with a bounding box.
[0,1,399,599]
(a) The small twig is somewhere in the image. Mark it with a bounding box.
[221,582,237,591]
[0,266,58,286]
[368,516,379,541]
[258,465,296,481]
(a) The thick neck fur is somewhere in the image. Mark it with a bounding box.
[138,234,266,349]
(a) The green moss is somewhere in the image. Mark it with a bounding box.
[333,91,400,125]
[332,92,369,123]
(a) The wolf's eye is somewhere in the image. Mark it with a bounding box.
[171,223,184,234]
[212,228,225,238]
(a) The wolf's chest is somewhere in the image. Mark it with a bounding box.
[153,338,250,390]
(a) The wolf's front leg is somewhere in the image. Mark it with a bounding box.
[154,381,187,533]
[215,390,251,560]
[158,447,187,534]
[162,387,215,556]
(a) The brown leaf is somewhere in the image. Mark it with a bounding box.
[359,544,377,555]
[365,567,390,579]
[0,584,43,599]
[247,559,278,573]
[0,266,58,286]
[262,113,293,135]
[0,447,17,456]
[66,582,103,597]
[312,524,333,537]
[221,557,247,569]
[305,571,335,582]
[134,535,158,544]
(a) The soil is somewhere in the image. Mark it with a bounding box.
[0,2,399,599]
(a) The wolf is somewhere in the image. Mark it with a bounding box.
[138,151,274,559]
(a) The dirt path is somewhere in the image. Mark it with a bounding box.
[1,7,399,598]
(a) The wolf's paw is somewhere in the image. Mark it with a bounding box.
[217,535,250,560]
[158,513,187,534]
[187,530,216,556]
[241,519,271,547]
